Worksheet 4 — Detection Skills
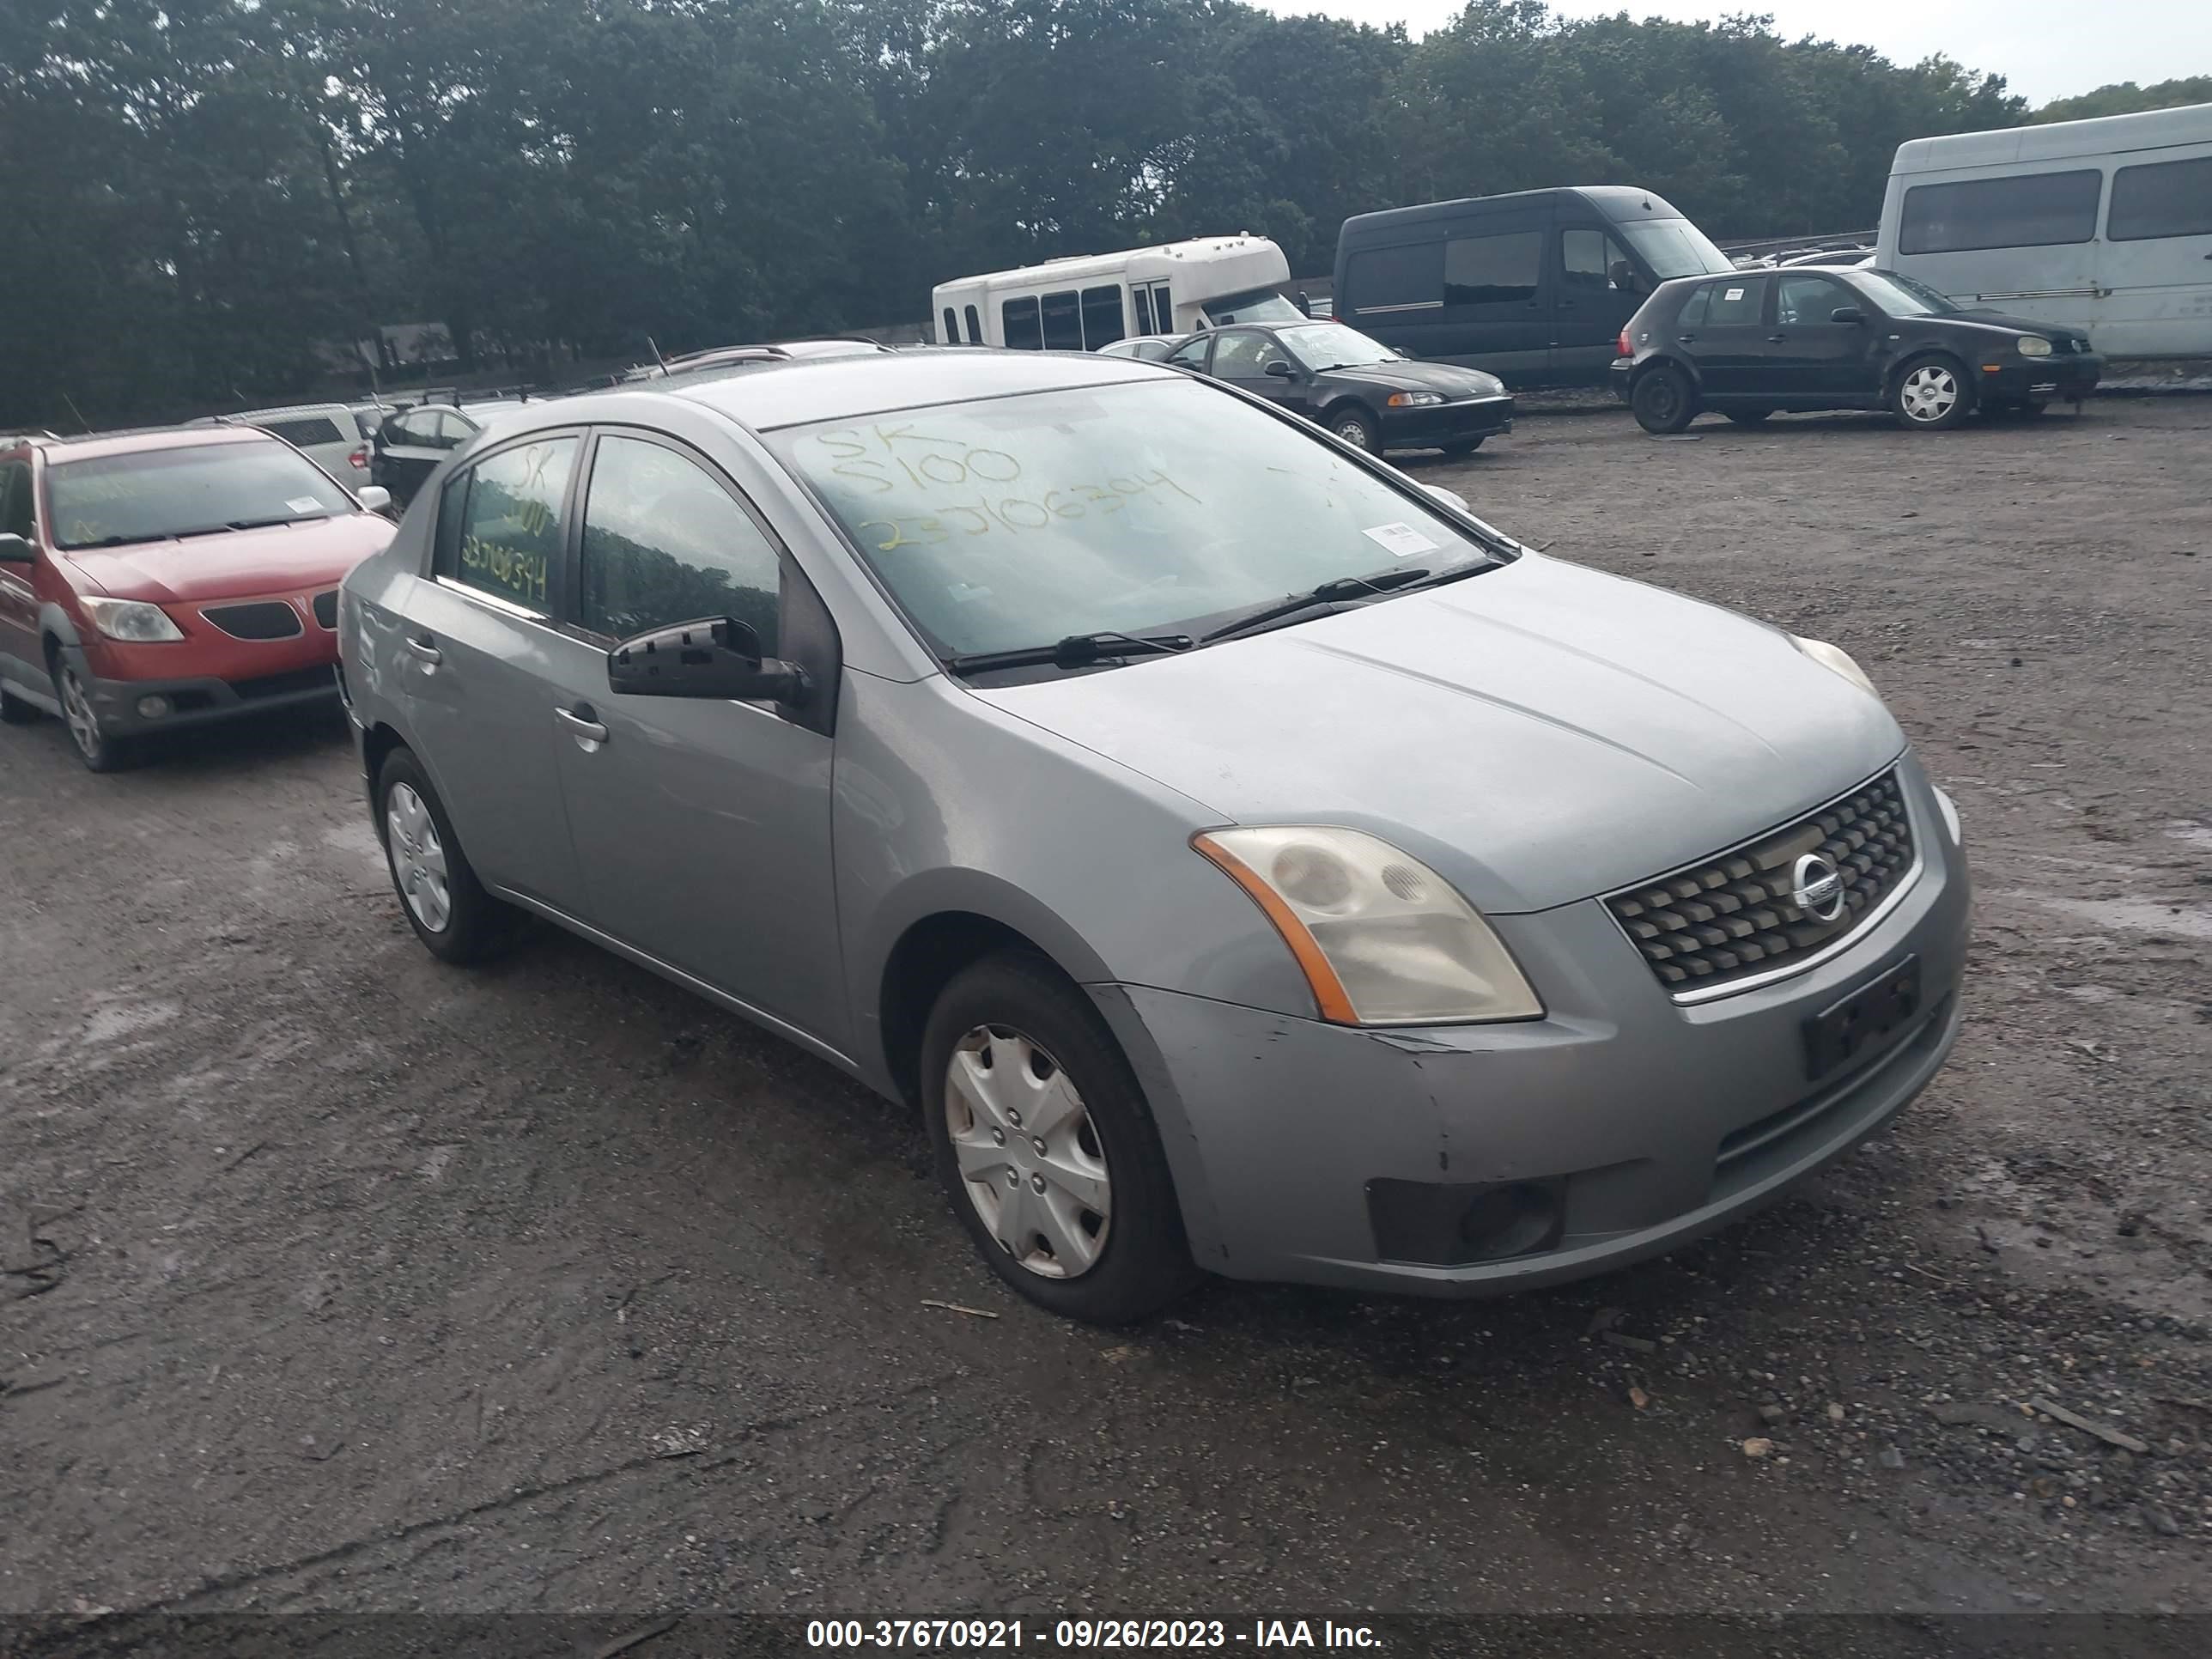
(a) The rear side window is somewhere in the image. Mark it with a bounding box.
[1165,335,1210,369]
[1346,242,1443,312]
[1680,277,1765,327]
[1444,231,1542,304]
[1002,296,1042,350]
[1080,284,1125,349]
[446,436,577,612]
[576,435,780,649]
[259,416,345,449]
[1899,170,2102,254]
[2108,155,2212,242]
[1041,289,1083,350]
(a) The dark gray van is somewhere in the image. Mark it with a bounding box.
[1332,186,1736,387]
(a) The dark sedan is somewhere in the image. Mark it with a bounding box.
[1165,320,1514,455]
[1613,265,2103,434]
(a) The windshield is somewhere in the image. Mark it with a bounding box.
[1278,321,1398,371]
[1202,287,1305,325]
[771,378,1494,659]
[1855,270,1961,316]
[1615,217,1735,281]
[48,442,355,550]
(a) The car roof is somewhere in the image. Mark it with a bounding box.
[30,425,274,465]
[667,347,1168,431]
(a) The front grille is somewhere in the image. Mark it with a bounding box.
[1605,769,1916,995]
[230,665,337,701]
[311,589,338,629]
[203,600,302,641]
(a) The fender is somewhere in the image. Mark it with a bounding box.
[36,601,83,654]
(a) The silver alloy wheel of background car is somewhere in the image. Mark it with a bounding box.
[1332,414,1372,449]
[384,781,453,934]
[944,1025,1113,1279]
[1898,363,1960,424]
[57,665,103,763]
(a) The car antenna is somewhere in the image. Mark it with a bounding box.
[62,392,93,434]
[647,336,670,379]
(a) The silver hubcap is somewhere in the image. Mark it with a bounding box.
[945,1026,1111,1279]
[1900,365,1958,422]
[1334,418,1370,450]
[58,667,100,759]
[385,782,453,933]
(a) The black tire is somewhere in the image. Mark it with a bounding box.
[921,950,1198,1323]
[1324,405,1380,453]
[1439,436,1486,457]
[0,684,38,725]
[1723,407,1774,426]
[1889,353,1974,431]
[374,745,515,964]
[2019,400,2049,418]
[50,656,139,773]
[1632,365,1698,434]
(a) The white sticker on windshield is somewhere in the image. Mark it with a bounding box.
[286,496,324,514]
[1361,521,1439,559]
[1724,287,1744,301]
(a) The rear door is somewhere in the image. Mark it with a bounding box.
[1673,276,1770,398]
[0,458,40,686]
[549,428,846,1045]
[1550,222,1642,382]
[1759,273,1877,402]
[2100,149,2212,357]
[395,432,589,913]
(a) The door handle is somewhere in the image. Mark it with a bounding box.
[1676,332,1698,343]
[555,706,609,744]
[1766,333,1788,342]
[404,635,441,665]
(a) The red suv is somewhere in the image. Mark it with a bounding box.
[0,427,396,770]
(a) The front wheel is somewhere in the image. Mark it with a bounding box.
[1723,407,1774,427]
[921,951,1197,1323]
[1632,365,1698,434]
[1439,436,1486,457]
[375,747,515,963]
[52,658,137,772]
[1891,356,1973,430]
[1327,407,1380,453]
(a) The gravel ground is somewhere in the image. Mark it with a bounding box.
[3,396,2208,1644]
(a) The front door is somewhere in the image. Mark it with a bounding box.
[1760,273,1878,402]
[1674,275,1771,398]
[396,432,588,913]
[1206,328,1308,416]
[550,430,847,1049]
[1550,223,1644,382]
[0,459,40,687]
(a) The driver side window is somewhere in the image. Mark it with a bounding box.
[1208,331,1274,377]
[1778,276,1850,326]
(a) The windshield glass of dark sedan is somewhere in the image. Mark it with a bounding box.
[48,443,354,550]
[773,378,1491,657]
[1279,322,1400,372]
[1854,271,1961,316]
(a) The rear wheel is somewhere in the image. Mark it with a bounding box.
[375,747,515,964]
[1890,355,1973,430]
[1327,406,1379,453]
[1632,365,1697,434]
[1723,407,1774,426]
[921,951,1197,1323]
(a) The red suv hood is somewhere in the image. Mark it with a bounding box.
[63,514,394,604]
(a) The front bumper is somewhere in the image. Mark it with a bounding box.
[1096,757,1972,1295]
[1380,393,1515,450]
[1979,350,2102,402]
[70,649,339,737]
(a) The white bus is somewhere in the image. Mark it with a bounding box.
[1876,102,2212,358]
[931,234,1297,350]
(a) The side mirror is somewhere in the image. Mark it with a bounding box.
[356,485,392,514]
[606,616,809,706]
[1830,306,1866,325]
[0,532,33,563]
[1264,359,1295,379]
[1422,483,1470,515]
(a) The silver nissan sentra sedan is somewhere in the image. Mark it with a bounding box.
[337,348,1969,1323]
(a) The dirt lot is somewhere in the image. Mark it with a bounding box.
[3,397,2209,1644]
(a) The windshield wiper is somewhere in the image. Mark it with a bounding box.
[79,532,177,548]
[1198,567,1433,646]
[945,629,1196,675]
[221,515,313,532]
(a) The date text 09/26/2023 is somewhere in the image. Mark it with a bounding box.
[806,1621,1382,1650]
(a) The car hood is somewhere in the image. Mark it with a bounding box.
[971,555,1904,914]
[1947,310,2091,347]
[1321,361,1504,398]
[63,514,394,604]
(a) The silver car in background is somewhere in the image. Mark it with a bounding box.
[337,349,1969,1322]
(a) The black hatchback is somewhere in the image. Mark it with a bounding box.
[1164,319,1514,456]
[1611,266,2103,434]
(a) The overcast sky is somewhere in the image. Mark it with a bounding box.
[1250,0,2212,106]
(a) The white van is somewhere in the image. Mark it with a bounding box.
[932,234,1297,349]
[189,403,382,489]
[1876,102,2212,358]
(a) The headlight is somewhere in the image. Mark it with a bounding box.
[1193,826,1542,1025]
[1385,391,1444,408]
[1790,633,1877,697]
[2016,336,2053,357]
[1934,787,1963,846]
[81,597,185,642]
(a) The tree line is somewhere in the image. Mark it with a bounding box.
[0,0,2141,428]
